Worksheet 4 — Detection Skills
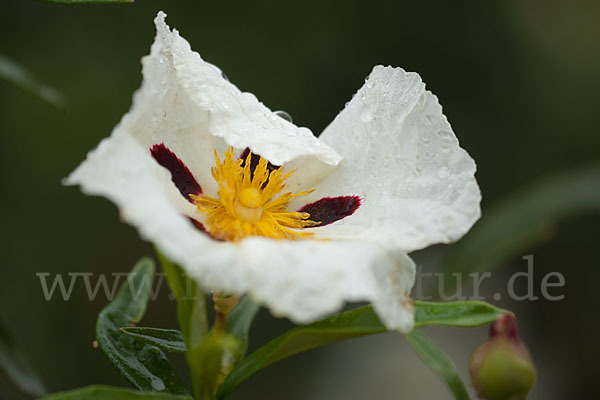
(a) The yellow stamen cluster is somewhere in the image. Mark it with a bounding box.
[190,148,318,242]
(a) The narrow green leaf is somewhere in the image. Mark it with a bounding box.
[40,385,191,400]
[121,327,185,353]
[96,258,188,395]
[414,301,510,328]
[0,54,66,110]
[0,323,46,397]
[445,164,600,277]
[38,0,134,5]
[405,331,470,400]
[225,296,260,363]
[216,300,506,399]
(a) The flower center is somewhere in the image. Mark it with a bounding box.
[234,188,264,222]
[190,148,318,241]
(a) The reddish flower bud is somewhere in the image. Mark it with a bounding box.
[470,315,536,400]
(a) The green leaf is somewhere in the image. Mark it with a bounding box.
[445,164,600,276]
[38,0,134,5]
[216,301,506,399]
[0,323,47,397]
[414,301,510,328]
[40,385,191,400]
[0,54,66,110]
[405,331,470,400]
[225,296,260,363]
[96,257,188,395]
[121,327,185,353]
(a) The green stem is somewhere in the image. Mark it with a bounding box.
[157,251,210,399]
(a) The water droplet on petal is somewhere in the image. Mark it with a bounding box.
[221,71,229,82]
[440,136,453,152]
[274,110,293,123]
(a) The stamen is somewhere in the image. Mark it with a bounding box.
[192,147,316,241]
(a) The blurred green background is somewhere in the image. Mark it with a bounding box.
[1,0,599,399]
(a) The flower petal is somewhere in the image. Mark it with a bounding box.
[120,11,341,195]
[305,66,481,251]
[238,237,416,332]
[65,129,247,294]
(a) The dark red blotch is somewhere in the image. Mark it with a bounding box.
[150,143,202,202]
[299,196,361,227]
[188,217,223,241]
[239,147,279,180]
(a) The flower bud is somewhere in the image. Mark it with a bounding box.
[470,315,536,400]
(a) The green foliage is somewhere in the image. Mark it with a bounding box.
[40,385,191,399]
[445,164,600,276]
[157,252,232,399]
[215,301,506,399]
[405,331,469,400]
[415,301,511,327]
[0,54,66,110]
[0,322,47,397]
[121,327,186,353]
[95,258,188,394]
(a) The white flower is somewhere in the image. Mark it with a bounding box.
[66,11,481,332]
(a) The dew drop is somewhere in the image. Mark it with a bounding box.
[151,378,166,391]
[274,110,293,123]
[440,136,453,152]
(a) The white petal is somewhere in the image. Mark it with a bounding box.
[304,66,481,252]
[238,237,416,332]
[120,11,341,194]
[65,129,247,294]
